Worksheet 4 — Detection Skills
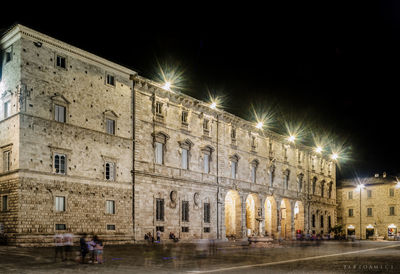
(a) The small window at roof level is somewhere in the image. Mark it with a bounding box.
[106,74,115,86]
[5,46,12,63]
[56,55,66,69]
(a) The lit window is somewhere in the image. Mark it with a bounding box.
[155,142,164,165]
[3,100,11,119]
[3,150,11,172]
[54,104,66,123]
[106,118,115,135]
[56,55,66,69]
[54,153,66,174]
[181,148,188,170]
[106,74,115,86]
[105,162,115,181]
[55,196,65,212]
[106,200,115,214]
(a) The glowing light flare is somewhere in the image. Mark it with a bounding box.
[210,102,217,109]
[162,81,171,91]
[256,121,264,129]
[288,135,296,143]
[357,184,365,191]
[330,153,339,160]
[315,146,323,153]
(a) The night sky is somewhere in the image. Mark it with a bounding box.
[2,3,400,181]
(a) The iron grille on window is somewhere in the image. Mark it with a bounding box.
[182,201,189,222]
[156,199,164,221]
[204,203,210,223]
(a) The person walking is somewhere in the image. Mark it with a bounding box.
[79,233,88,264]
[87,237,96,263]
[156,229,161,242]
[93,235,104,264]
[54,233,64,262]
[63,230,74,261]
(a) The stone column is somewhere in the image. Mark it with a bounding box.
[276,197,281,240]
[290,200,296,240]
[259,196,266,236]
[241,194,247,238]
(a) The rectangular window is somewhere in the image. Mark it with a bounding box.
[155,142,164,165]
[367,190,372,198]
[54,153,66,174]
[203,154,210,174]
[182,227,189,232]
[3,100,10,119]
[349,208,354,217]
[312,214,315,227]
[105,162,115,181]
[204,203,210,223]
[251,166,256,183]
[55,224,66,230]
[181,111,188,124]
[54,104,66,123]
[231,161,237,179]
[107,224,116,230]
[155,102,163,115]
[56,55,66,69]
[55,196,65,212]
[3,150,11,172]
[390,206,395,216]
[2,195,8,211]
[231,128,236,140]
[5,46,12,63]
[156,226,164,232]
[348,191,353,200]
[181,148,188,170]
[328,216,331,228]
[156,199,164,221]
[390,188,394,197]
[367,208,372,216]
[203,119,209,131]
[182,201,189,222]
[204,227,210,233]
[106,74,115,86]
[320,215,324,228]
[106,200,115,214]
[106,119,115,135]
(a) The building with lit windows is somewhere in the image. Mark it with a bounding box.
[337,173,400,240]
[0,24,337,246]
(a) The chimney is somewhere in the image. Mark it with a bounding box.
[374,173,379,178]
[383,172,387,178]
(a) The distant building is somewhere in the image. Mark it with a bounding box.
[337,173,400,240]
[0,25,337,246]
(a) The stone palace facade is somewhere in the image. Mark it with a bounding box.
[0,25,337,246]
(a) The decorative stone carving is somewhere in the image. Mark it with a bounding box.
[194,192,200,206]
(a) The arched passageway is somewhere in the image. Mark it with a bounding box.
[225,190,242,238]
[264,196,277,238]
[280,199,292,239]
[294,201,305,236]
[245,194,261,236]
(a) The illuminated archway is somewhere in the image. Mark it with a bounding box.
[280,199,292,239]
[245,194,261,236]
[264,196,277,238]
[225,190,241,238]
[294,201,304,234]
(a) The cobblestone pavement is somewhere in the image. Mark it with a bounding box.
[0,240,400,273]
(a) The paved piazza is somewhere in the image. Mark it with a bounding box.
[0,240,399,273]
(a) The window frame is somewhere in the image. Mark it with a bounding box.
[55,54,67,69]
[106,73,116,87]
[3,100,11,119]
[367,207,373,217]
[389,206,395,216]
[105,161,115,181]
[156,198,164,221]
[204,203,211,223]
[182,201,189,222]
[1,195,8,212]
[55,196,66,212]
[106,200,116,215]
[54,153,67,175]
[2,149,11,172]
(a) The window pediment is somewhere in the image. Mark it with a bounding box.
[178,139,194,150]
[104,109,119,118]
[51,93,70,105]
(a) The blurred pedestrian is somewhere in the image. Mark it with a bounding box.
[87,237,96,263]
[94,235,104,264]
[54,233,64,262]
[156,229,161,242]
[63,229,74,261]
[79,233,88,264]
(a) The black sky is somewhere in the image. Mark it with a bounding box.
[2,2,400,181]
